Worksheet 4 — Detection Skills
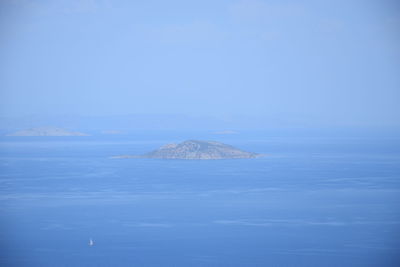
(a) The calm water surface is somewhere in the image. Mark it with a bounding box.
[0,135,399,266]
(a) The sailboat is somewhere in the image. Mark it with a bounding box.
[89,238,94,246]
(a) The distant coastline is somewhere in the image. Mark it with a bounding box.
[6,127,90,137]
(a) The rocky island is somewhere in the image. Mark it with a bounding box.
[7,127,90,136]
[114,140,262,160]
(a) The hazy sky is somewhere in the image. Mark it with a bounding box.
[1,0,399,127]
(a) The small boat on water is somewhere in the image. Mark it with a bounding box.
[89,238,94,246]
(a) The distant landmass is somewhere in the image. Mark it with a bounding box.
[214,130,239,135]
[114,140,262,160]
[7,127,90,136]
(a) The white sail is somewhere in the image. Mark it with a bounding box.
[89,238,94,246]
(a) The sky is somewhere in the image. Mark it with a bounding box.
[0,0,399,128]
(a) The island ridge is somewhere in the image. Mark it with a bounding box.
[114,140,262,160]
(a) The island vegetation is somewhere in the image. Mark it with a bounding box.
[114,140,262,160]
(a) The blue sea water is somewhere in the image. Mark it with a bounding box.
[0,134,400,266]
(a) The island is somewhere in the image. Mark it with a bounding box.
[7,127,90,136]
[113,140,262,160]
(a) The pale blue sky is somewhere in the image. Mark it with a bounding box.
[1,0,399,128]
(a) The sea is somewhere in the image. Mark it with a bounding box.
[0,132,399,267]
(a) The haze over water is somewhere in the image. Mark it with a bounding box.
[0,133,399,266]
[1,0,400,266]
[1,0,399,129]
